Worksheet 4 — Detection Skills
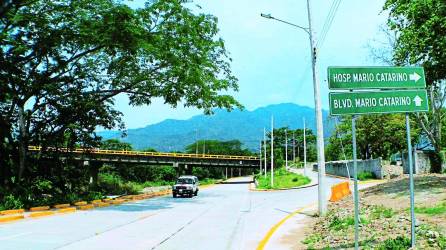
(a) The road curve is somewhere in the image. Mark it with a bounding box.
[0,174,343,250]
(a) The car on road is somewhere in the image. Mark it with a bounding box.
[172,175,199,198]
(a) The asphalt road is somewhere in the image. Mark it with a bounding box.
[0,172,343,250]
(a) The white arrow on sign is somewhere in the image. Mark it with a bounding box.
[413,95,423,107]
[409,72,421,82]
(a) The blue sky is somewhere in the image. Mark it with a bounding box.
[118,0,388,129]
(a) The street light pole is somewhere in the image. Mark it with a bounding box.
[303,117,307,176]
[195,129,198,155]
[259,141,263,175]
[306,0,327,215]
[260,0,327,214]
[264,127,267,178]
[285,129,288,170]
[271,116,274,187]
[292,131,296,163]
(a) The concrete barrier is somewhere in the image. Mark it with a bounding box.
[95,203,110,208]
[73,201,87,206]
[313,158,384,179]
[329,182,352,202]
[53,204,70,209]
[0,214,25,223]
[0,209,24,215]
[91,200,103,205]
[78,204,94,210]
[29,206,50,212]
[29,211,55,218]
[57,207,76,213]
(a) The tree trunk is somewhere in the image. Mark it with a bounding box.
[17,104,27,181]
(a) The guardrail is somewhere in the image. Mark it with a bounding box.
[28,146,259,161]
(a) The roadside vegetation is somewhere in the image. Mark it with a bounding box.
[256,168,311,190]
[357,172,376,181]
[300,175,446,249]
[0,138,250,209]
[1,0,246,210]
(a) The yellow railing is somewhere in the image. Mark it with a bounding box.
[28,146,259,161]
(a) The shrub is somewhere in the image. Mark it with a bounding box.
[377,236,411,250]
[97,173,140,195]
[82,191,104,201]
[0,194,24,210]
[357,172,376,181]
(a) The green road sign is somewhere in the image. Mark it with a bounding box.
[328,66,426,90]
[329,90,429,115]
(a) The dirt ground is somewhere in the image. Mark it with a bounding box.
[281,174,446,249]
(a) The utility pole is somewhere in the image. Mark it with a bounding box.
[259,141,262,175]
[263,127,267,178]
[195,129,198,154]
[285,129,288,170]
[260,1,326,212]
[271,116,274,187]
[303,117,307,176]
[292,131,296,163]
[306,0,327,215]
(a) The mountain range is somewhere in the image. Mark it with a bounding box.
[97,103,335,152]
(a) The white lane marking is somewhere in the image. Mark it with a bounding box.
[0,232,32,241]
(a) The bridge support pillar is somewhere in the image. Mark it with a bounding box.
[173,162,181,177]
[87,161,103,188]
[184,164,193,175]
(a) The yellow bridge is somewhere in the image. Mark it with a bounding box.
[28,146,260,169]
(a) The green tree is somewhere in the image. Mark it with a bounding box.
[384,0,446,161]
[0,0,241,189]
[326,114,419,161]
[100,139,132,151]
[262,127,317,169]
[185,139,251,156]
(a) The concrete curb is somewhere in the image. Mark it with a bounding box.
[53,204,70,209]
[0,183,215,224]
[0,214,25,223]
[0,209,24,216]
[29,206,50,212]
[57,207,76,214]
[29,211,55,218]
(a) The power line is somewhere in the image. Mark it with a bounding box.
[317,0,342,50]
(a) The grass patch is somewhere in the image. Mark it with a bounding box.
[329,216,355,230]
[371,205,395,219]
[256,168,311,189]
[376,236,411,250]
[199,178,219,185]
[414,202,446,215]
[329,215,369,231]
[302,233,322,249]
[357,172,376,181]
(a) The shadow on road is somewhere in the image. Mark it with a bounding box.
[92,189,225,213]
[219,180,253,184]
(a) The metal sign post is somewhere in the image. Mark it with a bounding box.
[352,116,359,250]
[406,113,416,247]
